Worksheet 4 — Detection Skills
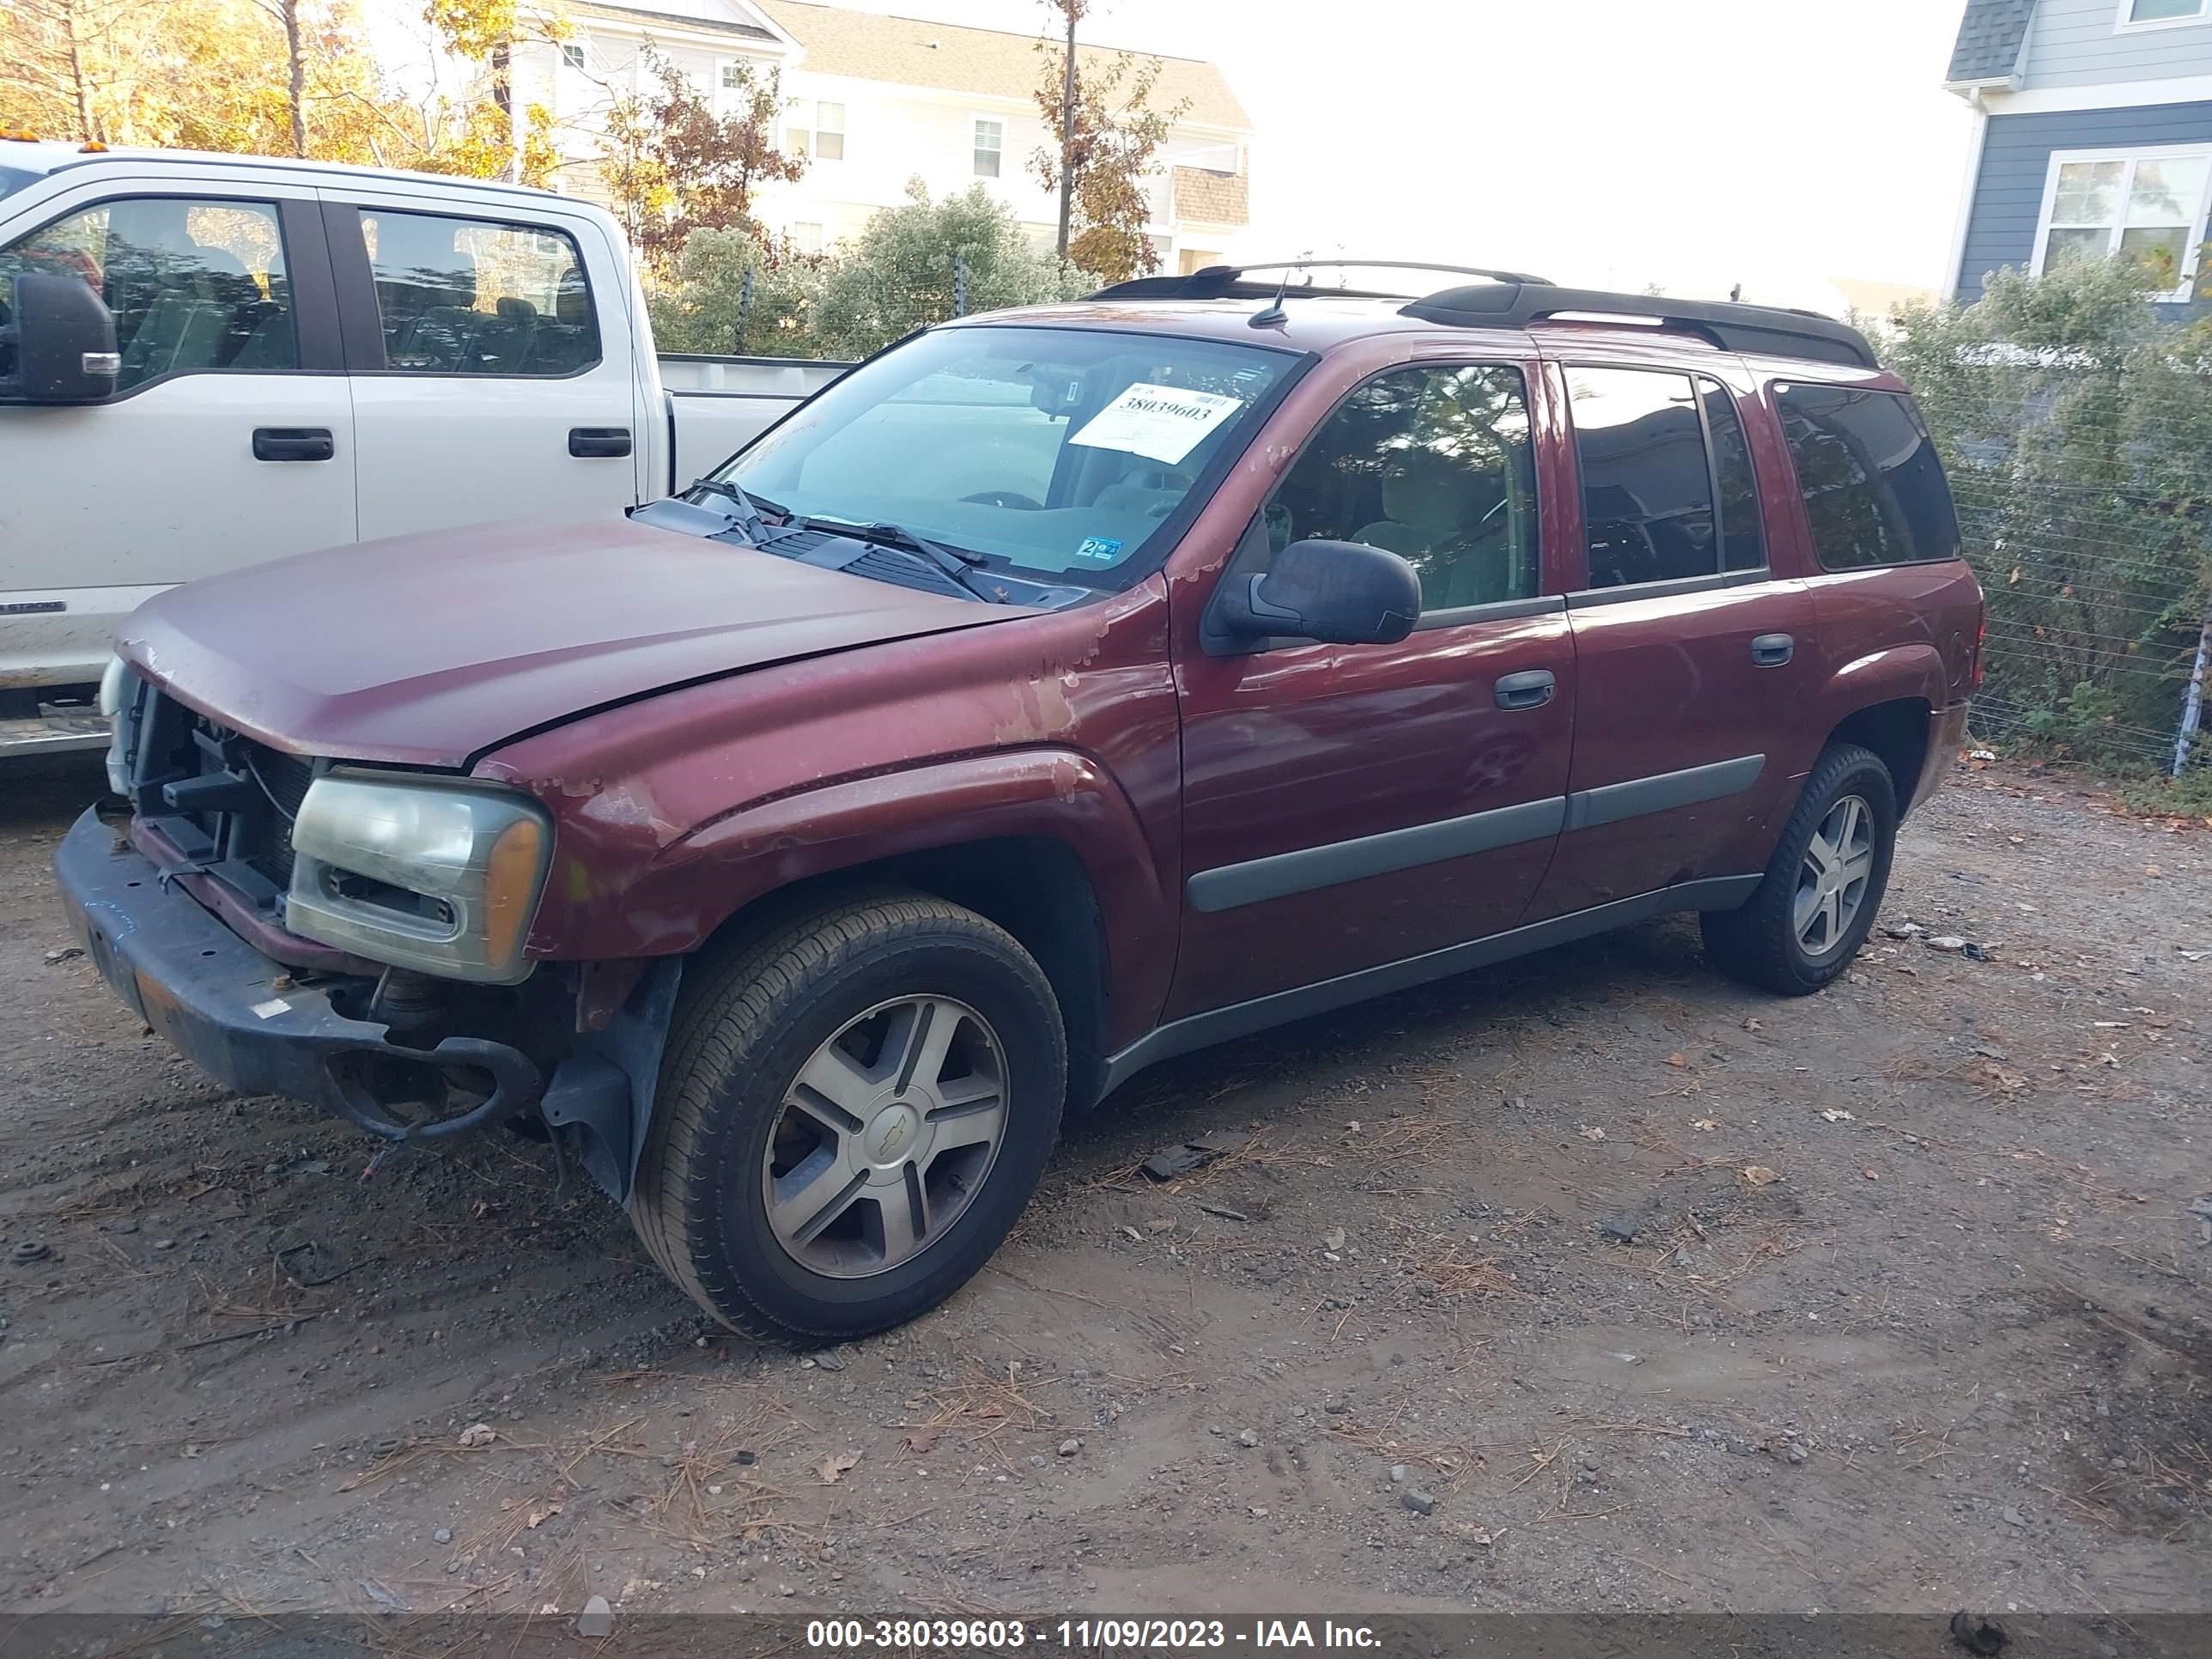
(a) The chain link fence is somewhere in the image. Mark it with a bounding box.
[1877,264,2212,790]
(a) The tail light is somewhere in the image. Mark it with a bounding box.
[1970,606,1987,693]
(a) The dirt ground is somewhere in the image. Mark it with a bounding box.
[2,754,2207,1620]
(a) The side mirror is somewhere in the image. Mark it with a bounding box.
[1206,538,1422,653]
[0,272,118,404]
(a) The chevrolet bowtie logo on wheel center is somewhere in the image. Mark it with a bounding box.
[867,1105,918,1164]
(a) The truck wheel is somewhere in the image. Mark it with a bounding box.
[630,890,1066,1343]
[1700,742,1897,997]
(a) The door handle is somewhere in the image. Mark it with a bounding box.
[568,426,633,459]
[1751,633,1796,667]
[252,427,334,462]
[1494,669,1556,710]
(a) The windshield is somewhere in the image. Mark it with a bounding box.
[720,324,1297,585]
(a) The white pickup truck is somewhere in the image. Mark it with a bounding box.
[0,142,845,756]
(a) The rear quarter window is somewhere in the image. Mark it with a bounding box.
[1773,383,1960,570]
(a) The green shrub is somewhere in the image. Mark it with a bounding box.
[1876,258,2212,777]
[646,228,824,358]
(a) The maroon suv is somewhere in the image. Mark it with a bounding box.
[58,264,1984,1341]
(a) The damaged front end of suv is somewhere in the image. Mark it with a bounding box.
[64,660,669,1192]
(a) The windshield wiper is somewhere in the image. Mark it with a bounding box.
[806,517,996,601]
[684,477,790,540]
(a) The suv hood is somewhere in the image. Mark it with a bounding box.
[118,518,1026,769]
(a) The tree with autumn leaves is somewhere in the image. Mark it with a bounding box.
[594,52,805,278]
[0,0,563,184]
[3,0,1199,355]
[1030,0,1187,284]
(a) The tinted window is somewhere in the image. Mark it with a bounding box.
[1704,380,1766,570]
[0,196,295,392]
[1774,385,1960,570]
[1263,364,1540,611]
[0,166,37,203]
[1567,368,1718,587]
[361,210,599,376]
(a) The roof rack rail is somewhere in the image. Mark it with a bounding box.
[1092,258,1555,303]
[1401,281,1878,369]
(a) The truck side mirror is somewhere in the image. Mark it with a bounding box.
[1206,538,1423,653]
[0,272,119,404]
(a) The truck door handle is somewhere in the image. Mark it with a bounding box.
[1751,633,1795,667]
[568,427,632,459]
[1494,669,1556,710]
[252,427,334,462]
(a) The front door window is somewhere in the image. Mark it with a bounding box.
[0,197,295,392]
[1263,362,1540,612]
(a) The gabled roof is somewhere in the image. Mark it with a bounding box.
[567,0,781,42]
[754,0,1250,131]
[1945,0,2035,85]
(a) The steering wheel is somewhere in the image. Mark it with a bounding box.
[959,489,1044,510]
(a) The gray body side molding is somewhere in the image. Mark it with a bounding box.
[1106,872,1762,1097]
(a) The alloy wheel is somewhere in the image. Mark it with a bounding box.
[761,996,1007,1279]
[1794,793,1875,957]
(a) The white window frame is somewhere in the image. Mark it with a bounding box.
[558,41,586,71]
[714,58,748,116]
[2114,0,2208,31]
[789,220,824,256]
[786,97,844,161]
[972,116,1005,179]
[2029,143,2212,301]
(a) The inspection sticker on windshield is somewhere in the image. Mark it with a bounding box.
[1069,383,1243,465]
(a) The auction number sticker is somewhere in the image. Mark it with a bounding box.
[1069,383,1244,465]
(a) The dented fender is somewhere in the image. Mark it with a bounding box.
[653,747,1168,1011]
[476,579,1186,1048]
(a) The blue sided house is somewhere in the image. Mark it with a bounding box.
[1945,0,2212,315]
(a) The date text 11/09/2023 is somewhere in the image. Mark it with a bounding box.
[805,1621,1383,1651]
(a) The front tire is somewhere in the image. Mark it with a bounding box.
[1701,742,1897,996]
[631,890,1066,1343]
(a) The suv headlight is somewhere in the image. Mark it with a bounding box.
[284,771,554,984]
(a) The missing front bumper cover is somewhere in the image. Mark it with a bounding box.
[56,808,542,1142]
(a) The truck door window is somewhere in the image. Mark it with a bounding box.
[358,210,599,376]
[0,197,295,392]
[1772,384,1960,570]
[1263,363,1540,612]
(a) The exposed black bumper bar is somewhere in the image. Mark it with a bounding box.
[55,809,540,1140]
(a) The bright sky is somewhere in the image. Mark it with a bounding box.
[367,0,1976,311]
[877,0,1978,311]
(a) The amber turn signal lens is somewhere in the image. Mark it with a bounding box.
[481,814,548,970]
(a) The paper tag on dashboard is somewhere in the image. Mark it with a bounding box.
[1069,383,1243,465]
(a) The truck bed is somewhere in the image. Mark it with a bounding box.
[659,355,850,493]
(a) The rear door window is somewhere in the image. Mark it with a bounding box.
[358,209,599,376]
[0,196,295,392]
[1773,384,1960,569]
[1566,366,1765,587]
[1705,380,1766,571]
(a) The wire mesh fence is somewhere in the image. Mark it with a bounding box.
[1885,285,2212,784]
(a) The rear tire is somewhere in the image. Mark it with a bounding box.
[630,890,1066,1343]
[1701,742,1897,996]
